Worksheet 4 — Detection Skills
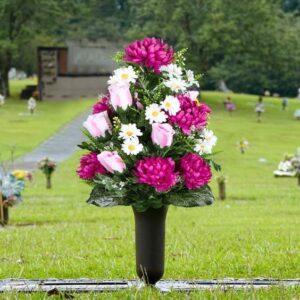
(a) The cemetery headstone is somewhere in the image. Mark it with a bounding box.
[255,96,265,122]
[0,94,5,106]
[27,97,37,115]
[294,109,300,120]
[282,97,288,110]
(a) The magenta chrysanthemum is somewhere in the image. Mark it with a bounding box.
[124,37,174,74]
[168,95,212,135]
[93,95,110,114]
[180,153,212,189]
[77,152,106,180]
[133,157,178,192]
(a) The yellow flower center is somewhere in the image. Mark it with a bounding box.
[126,130,134,137]
[152,111,159,117]
[165,101,171,108]
[121,73,129,80]
[128,144,136,151]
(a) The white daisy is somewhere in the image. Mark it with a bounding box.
[194,141,213,155]
[201,129,218,147]
[119,123,142,140]
[194,129,217,155]
[160,64,182,78]
[145,103,168,124]
[122,138,143,155]
[161,95,181,116]
[108,66,138,86]
[107,75,120,86]
[186,70,199,87]
[163,77,187,93]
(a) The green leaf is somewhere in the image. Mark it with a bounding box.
[87,185,127,207]
[165,185,214,207]
[77,142,97,152]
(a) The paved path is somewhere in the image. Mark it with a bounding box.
[11,109,91,171]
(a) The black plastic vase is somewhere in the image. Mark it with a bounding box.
[133,206,168,285]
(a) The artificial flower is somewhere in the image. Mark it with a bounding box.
[119,123,142,140]
[121,138,143,155]
[83,111,112,138]
[194,129,218,155]
[185,90,199,101]
[124,37,174,73]
[163,77,187,93]
[160,95,181,116]
[160,64,182,78]
[11,170,28,180]
[97,151,126,173]
[151,123,175,148]
[186,70,199,87]
[133,157,178,192]
[180,153,212,189]
[109,82,133,110]
[168,95,211,135]
[93,95,110,114]
[145,103,168,124]
[77,152,106,180]
[108,66,138,86]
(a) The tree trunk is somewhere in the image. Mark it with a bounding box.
[3,69,10,97]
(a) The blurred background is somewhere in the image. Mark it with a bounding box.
[1,0,300,99]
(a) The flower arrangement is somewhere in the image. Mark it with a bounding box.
[274,151,300,178]
[0,170,31,225]
[77,37,220,212]
[38,158,56,189]
[237,138,249,154]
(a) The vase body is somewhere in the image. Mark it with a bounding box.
[133,206,168,285]
[218,181,226,200]
[46,175,52,189]
[3,206,9,225]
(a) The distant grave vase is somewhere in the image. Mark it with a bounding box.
[3,206,9,225]
[133,206,168,285]
[46,175,52,189]
[218,181,226,200]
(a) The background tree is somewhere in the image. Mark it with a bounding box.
[0,0,77,96]
[1,0,300,97]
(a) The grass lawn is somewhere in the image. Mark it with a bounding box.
[0,90,300,299]
[0,80,95,161]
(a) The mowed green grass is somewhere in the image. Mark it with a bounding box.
[0,80,95,161]
[0,89,300,299]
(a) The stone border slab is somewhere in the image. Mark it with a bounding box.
[1,278,300,293]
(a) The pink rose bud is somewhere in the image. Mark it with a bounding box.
[109,82,133,110]
[83,111,112,138]
[136,100,144,110]
[97,151,126,173]
[186,91,199,101]
[151,123,175,148]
